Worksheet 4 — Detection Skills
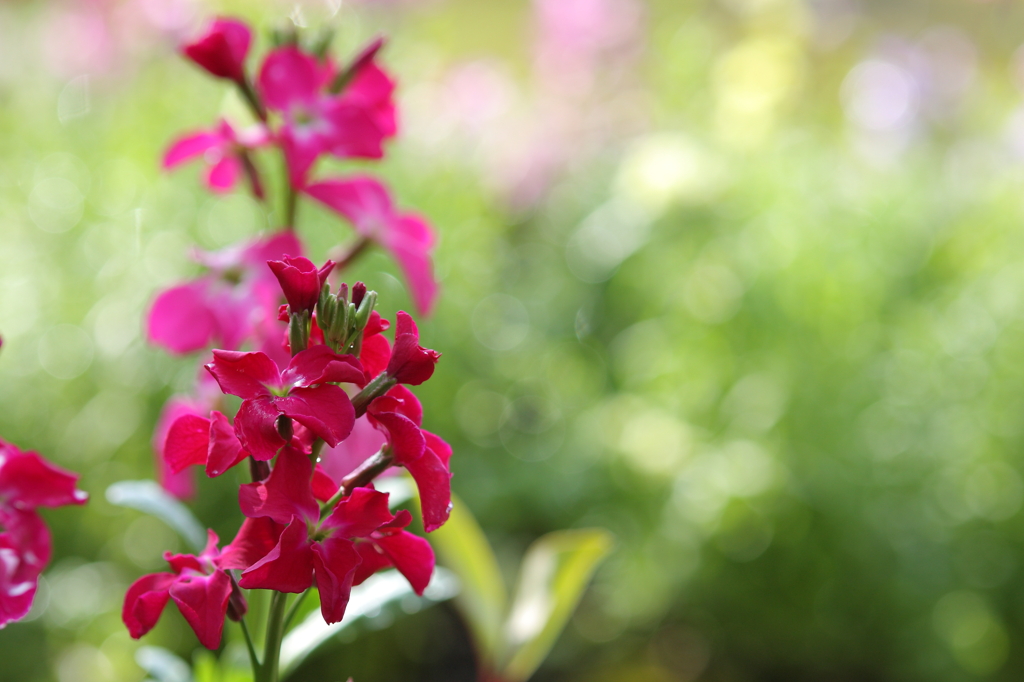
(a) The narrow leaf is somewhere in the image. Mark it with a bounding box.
[280,567,459,677]
[428,494,508,665]
[106,480,207,552]
[501,529,614,682]
[135,646,192,682]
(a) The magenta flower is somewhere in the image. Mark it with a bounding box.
[163,409,250,479]
[163,119,269,196]
[0,440,87,628]
[205,345,365,460]
[304,177,439,316]
[182,17,252,83]
[386,311,441,385]
[268,256,335,315]
[237,448,434,623]
[147,231,302,356]
[257,44,396,186]
[366,386,452,532]
[122,530,237,650]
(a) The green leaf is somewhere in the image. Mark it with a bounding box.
[500,529,614,682]
[135,646,192,682]
[106,480,207,552]
[279,567,459,677]
[429,494,508,665]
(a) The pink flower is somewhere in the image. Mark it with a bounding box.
[182,17,252,83]
[204,346,365,460]
[122,530,237,649]
[237,448,434,623]
[366,387,452,532]
[147,231,302,356]
[268,256,335,315]
[304,177,439,316]
[0,440,87,628]
[163,119,269,196]
[257,44,396,185]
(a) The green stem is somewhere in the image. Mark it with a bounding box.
[237,77,267,122]
[283,154,298,229]
[283,589,311,632]
[351,373,396,417]
[331,237,372,271]
[239,615,261,672]
[256,591,289,682]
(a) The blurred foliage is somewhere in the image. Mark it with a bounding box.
[6,0,1024,681]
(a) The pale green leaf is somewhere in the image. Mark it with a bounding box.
[500,529,614,682]
[106,480,206,552]
[429,494,508,665]
[280,567,459,677]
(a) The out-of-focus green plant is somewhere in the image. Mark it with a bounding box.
[432,496,613,682]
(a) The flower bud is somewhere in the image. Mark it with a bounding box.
[268,256,335,315]
[182,18,252,83]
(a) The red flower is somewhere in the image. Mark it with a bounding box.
[268,256,335,315]
[236,448,434,623]
[386,311,440,385]
[366,386,452,532]
[123,530,237,649]
[182,17,252,83]
[0,441,87,628]
[163,410,250,479]
[205,346,364,460]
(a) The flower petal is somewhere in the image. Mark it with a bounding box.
[169,569,233,650]
[386,311,440,385]
[206,411,248,477]
[311,537,360,624]
[219,517,285,571]
[147,281,218,354]
[321,487,394,538]
[0,444,88,509]
[258,46,320,112]
[403,448,451,533]
[239,518,314,593]
[205,349,281,399]
[234,396,287,462]
[0,509,51,628]
[375,531,434,595]
[205,156,241,192]
[163,414,211,474]
[283,346,364,388]
[163,131,222,169]
[122,572,177,640]
[238,446,318,525]
[182,17,251,82]
[352,541,393,587]
[278,385,355,447]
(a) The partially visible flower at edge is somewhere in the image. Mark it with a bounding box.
[0,440,88,628]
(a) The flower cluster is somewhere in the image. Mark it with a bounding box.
[0,438,87,628]
[124,16,452,665]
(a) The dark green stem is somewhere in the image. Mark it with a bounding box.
[283,589,311,632]
[239,616,261,672]
[283,154,298,229]
[256,591,289,682]
[332,237,372,271]
[237,77,267,123]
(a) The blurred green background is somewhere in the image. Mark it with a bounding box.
[6,0,1024,679]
